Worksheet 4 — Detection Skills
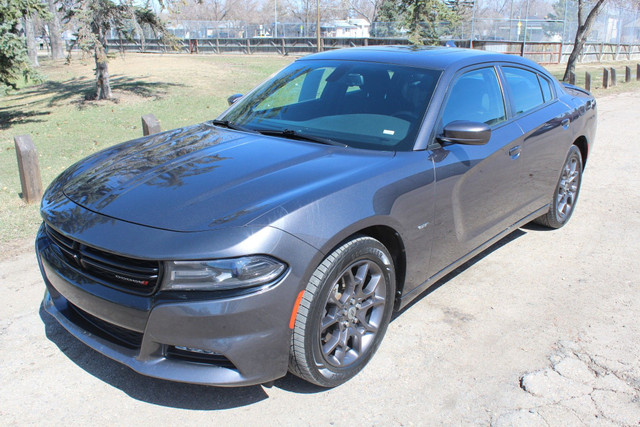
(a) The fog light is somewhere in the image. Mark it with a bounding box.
[174,346,221,355]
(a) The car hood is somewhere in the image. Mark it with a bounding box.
[59,122,394,232]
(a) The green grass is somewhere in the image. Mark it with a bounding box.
[0,53,295,243]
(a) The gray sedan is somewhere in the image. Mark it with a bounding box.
[36,46,596,387]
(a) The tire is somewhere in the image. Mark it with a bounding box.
[289,236,396,387]
[534,145,583,229]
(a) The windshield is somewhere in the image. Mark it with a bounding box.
[220,60,441,151]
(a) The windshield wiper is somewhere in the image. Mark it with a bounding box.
[211,120,258,134]
[255,129,348,147]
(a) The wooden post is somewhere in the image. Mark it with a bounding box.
[637,63,640,81]
[569,71,576,85]
[626,66,631,82]
[610,67,616,86]
[141,114,161,136]
[585,72,591,92]
[247,38,251,54]
[281,38,286,56]
[14,135,43,203]
[603,68,609,89]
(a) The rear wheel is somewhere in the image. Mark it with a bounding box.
[534,145,583,229]
[289,236,395,387]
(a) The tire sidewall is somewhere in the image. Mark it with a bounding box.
[549,145,583,227]
[303,238,395,387]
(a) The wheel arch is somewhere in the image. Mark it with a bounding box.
[573,136,589,168]
[317,224,407,310]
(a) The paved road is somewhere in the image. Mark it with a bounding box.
[1,91,639,426]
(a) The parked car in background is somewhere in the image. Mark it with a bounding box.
[37,47,596,388]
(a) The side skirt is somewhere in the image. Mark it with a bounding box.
[397,204,549,310]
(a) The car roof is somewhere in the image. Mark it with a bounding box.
[299,46,546,74]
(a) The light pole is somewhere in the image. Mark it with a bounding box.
[274,0,278,38]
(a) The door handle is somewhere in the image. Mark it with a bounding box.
[509,145,521,159]
[561,118,570,129]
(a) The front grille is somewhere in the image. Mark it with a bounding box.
[45,224,162,295]
[166,346,237,370]
[67,302,144,349]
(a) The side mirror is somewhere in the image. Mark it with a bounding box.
[227,93,243,106]
[439,120,491,145]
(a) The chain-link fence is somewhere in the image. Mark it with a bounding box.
[109,0,639,45]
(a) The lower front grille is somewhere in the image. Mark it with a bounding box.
[66,302,144,350]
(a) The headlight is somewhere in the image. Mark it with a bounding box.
[162,256,287,291]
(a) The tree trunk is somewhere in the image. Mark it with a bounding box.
[95,46,112,100]
[46,0,65,60]
[563,0,608,81]
[24,16,39,67]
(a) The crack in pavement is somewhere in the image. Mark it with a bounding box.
[505,340,640,426]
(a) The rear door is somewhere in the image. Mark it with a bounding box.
[500,66,574,213]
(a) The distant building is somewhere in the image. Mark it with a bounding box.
[326,19,371,38]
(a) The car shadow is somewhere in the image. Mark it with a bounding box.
[392,228,527,320]
[521,222,553,232]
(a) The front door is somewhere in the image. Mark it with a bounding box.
[427,66,525,278]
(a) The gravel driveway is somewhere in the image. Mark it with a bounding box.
[1,91,639,426]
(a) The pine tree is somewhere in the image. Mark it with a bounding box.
[0,0,48,90]
[401,0,462,45]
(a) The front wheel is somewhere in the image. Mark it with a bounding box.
[534,145,583,229]
[289,236,396,387]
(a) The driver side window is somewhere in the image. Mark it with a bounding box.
[441,68,506,127]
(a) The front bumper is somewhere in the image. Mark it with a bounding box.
[36,223,320,387]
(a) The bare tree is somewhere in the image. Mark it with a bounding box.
[563,0,608,81]
[167,0,233,21]
[24,15,39,67]
[348,0,386,23]
[63,0,171,100]
[46,0,66,59]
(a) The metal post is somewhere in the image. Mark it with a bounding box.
[470,0,476,48]
[316,0,321,52]
[560,0,568,61]
[603,68,609,88]
[522,0,530,57]
[509,0,514,40]
[274,0,278,38]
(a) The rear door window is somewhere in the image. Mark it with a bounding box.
[538,75,554,102]
[502,67,545,114]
